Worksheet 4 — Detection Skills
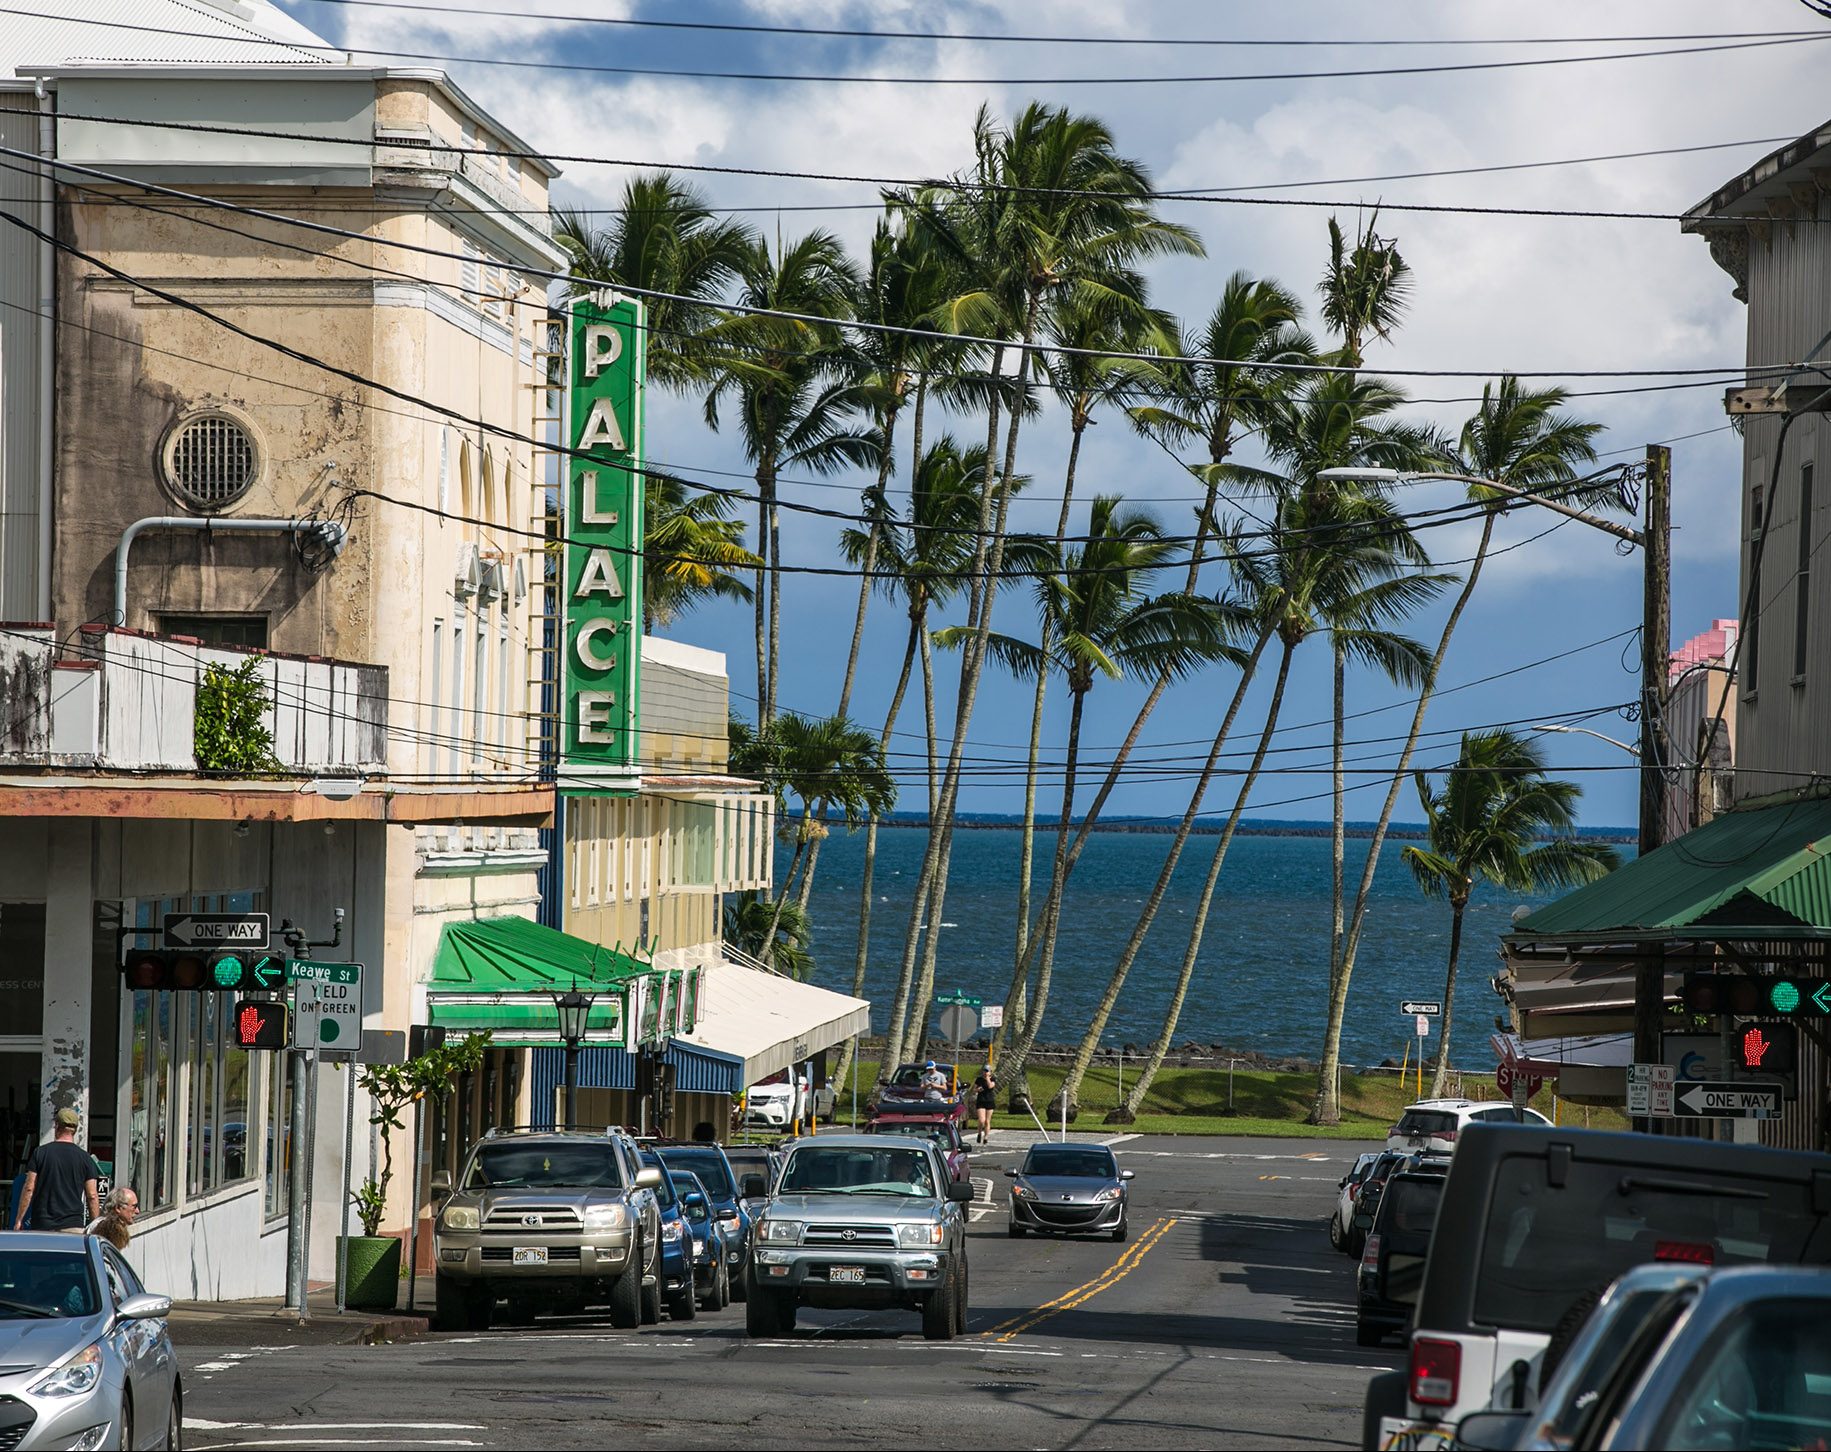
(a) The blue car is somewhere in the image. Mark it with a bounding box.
[656,1143,751,1302]
[670,1168,732,1312]
[639,1150,703,1322]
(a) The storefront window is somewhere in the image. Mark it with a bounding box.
[264,1053,290,1220]
[127,989,177,1213]
[0,903,46,1037]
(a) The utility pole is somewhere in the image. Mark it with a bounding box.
[1632,445,1673,1127]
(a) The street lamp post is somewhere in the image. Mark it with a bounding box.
[1528,723,1640,756]
[552,986,595,1131]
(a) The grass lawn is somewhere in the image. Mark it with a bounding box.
[832,1056,1627,1140]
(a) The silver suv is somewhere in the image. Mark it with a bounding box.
[744,1133,974,1341]
[432,1128,664,1331]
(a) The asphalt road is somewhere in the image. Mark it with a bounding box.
[176,1134,1400,1449]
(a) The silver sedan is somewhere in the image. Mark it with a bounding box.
[0,1232,181,1450]
[1006,1144,1134,1241]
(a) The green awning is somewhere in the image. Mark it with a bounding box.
[426,917,652,1047]
[1511,796,1831,946]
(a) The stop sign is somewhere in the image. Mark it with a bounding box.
[1496,1062,1545,1100]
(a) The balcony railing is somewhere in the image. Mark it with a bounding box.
[0,626,387,774]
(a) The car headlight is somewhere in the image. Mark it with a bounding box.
[438,1205,480,1232]
[1010,1181,1034,1198]
[1097,1185,1125,1202]
[583,1204,627,1232]
[758,1219,801,1244]
[692,1240,706,1256]
[896,1222,944,1248]
[30,1342,102,1398]
[661,1218,684,1243]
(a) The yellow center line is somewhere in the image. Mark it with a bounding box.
[984,1217,1180,1343]
[977,1218,1167,1338]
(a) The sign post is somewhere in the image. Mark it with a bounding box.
[561,292,646,793]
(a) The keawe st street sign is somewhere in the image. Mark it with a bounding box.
[1673,1080,1782,1119]
[288,963,363,1050]
[164,912,268,949]
[1399,1000,1442,1016]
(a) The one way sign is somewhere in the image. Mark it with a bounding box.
[163,912,269,949]
[1674,1080,1782,1120]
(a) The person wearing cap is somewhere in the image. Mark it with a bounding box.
[12,1107,101,1233]
[919,1060,947,1098]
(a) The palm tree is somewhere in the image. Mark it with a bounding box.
[704,230,876,724]
[1312,377,1615,1123]
[552,173,755,392]
[955,497,1241,1095]
[1315,211,1417,1057]
[884,101,1203,1070]
[723,891,815,980]
[834,438,989,1086]
[988,277,1316,1096]
[1091,479,1445,1120]
[642,475,761,630]
[1403,730,1618,1096]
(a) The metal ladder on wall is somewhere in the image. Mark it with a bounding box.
[524,314,566,768]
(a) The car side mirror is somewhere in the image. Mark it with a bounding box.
[1003,1167,1018,1178]
[635,1167,664,1190]
[740,1174,766,1200]
[718,1206,739,1221]
[117,1293,172,1321]
[430,1170,453,1203]
[1120,1169,1135,1181]
[947,1181,974,1203]
[1454,1411,1530,1452]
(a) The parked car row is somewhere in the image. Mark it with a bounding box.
[430,1127,774,1332]
[1355,1120,1831,1451]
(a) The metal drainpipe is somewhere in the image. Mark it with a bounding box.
[34,78,53,621]
[113,516,341,627]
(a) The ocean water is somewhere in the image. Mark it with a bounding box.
[798,824,1625,1070]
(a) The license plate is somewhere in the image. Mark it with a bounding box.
[828,1265,866,1285]
[512,1246,548,1266]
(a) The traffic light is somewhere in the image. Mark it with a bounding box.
[121,949,287,991]
[1682,973,1831,1017]
[1734,1022,1797,1075]
[232,1000,289,1050]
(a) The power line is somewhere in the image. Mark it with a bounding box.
[34,110,1831,230]
[10,11,1827,85]
[294,4,1827,51]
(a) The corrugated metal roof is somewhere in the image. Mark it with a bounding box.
[1512,795,1831,944]
[3,0,334,79]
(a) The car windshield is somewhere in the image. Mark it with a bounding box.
[871,1122,949,1144]
[778,1145,936,1197]
[1024,1148,1117,1179]
[659,1148,735,1201]
[638,1154,677,1209]
[0,1248,100,1319]
[468,1143,623,1190]
[1475,1156,1831,1333]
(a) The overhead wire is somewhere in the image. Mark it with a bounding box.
[9,11,1828,86]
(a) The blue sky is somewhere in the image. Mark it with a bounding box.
[285,0,1827,828]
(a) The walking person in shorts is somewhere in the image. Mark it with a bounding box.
[11,1107,101,1233]
[972,1064,998,1145]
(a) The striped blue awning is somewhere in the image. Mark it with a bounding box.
[530,1040,741,1128]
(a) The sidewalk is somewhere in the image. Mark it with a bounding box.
[168,1286,429,1348]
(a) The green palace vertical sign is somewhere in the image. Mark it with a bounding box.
[562,293,646,790]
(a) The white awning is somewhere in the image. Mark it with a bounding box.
[678,959,870,1086]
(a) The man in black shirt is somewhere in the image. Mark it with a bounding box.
[11,1107,101,1232]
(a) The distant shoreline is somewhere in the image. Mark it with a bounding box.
[871,815,1639,845]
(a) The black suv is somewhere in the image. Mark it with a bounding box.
[1357,1168,1446,1347]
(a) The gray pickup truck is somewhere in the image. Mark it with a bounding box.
[431,1127,664,1331]
[744,1132,974,1341]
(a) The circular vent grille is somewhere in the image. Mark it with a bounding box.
[164,412,260,509]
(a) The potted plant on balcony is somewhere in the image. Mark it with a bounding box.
[344,1032,490,1310]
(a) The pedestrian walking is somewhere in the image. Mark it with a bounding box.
[972,1064,997,1145]
[88,1188,140,1251]
[11,1107,101,1233]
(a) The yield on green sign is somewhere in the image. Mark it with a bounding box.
[289,962,364,1049]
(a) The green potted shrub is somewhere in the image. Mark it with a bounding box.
[342,1033,490,1310]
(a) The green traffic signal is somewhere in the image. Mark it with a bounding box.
[1771,981,1802,1014]
[211,954,245,989]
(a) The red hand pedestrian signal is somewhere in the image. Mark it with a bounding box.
[1742,1027,1772,1069]
[232,999,287,1049]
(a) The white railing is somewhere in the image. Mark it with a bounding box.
[0,627,387,774]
